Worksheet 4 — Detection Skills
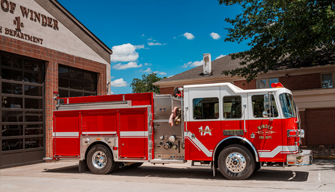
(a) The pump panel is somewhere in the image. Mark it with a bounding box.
[153,95,184,160]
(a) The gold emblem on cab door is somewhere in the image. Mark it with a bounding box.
[256,124,275,139]
[257,124,273,130]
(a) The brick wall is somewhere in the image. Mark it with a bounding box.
[233,79,256,89]
[305,108,335,145]
[0,36,107,158]
[299,111,307,145]
[279,73,321,90]
[160,87,175,94]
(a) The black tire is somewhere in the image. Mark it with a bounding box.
[87,144,116,174]
[123,163,143,169]
[110,162,122,173]
[218,144,255,180]
[254,162,261,172]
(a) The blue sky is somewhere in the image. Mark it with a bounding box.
[58,0,249,94]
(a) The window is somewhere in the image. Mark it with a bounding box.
[223,96,242,118]
[58,65,97,98]
[256,78,278,89]
[193,98,219,119]
[322,73,333,88]
[279,93,297,118]
[252,95,278,118]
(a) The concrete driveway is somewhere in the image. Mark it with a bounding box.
[0,160,334,192]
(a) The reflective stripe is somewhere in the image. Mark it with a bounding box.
[184,131,213,157]
[186,137,201,151]
[53,132,79,137]
[120,131,148,137]
[82,132,117,135]
[258,146,298,158]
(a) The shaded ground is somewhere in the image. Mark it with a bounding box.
[0,159,334,192]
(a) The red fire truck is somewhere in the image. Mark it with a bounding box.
[46,82,312,180]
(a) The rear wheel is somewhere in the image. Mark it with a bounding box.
[87,144,116,174]
[110,162,122,173]
[218,144,255,180]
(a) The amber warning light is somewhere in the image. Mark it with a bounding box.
[271,82,284,88]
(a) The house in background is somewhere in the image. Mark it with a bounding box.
[154,54,335,146]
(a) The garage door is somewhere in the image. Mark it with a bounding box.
[0,51,45,168]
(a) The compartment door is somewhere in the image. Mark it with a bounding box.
[53,111,81,158]
[118,108,148,159]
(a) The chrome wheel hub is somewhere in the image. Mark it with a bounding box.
[92,151,107,169]
[226,152,246,173]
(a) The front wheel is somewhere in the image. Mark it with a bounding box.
[218,144,255,180]
[254,162,261,172]
[87,144,116,174]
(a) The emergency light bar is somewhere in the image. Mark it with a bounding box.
[271,82,284,88]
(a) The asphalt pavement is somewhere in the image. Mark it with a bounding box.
[0,160,334,192]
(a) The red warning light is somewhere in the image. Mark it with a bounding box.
[53,91,59,94]
[271,82,284,88]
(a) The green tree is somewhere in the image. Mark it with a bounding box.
[219,0,335,82]
[130,73,166,93]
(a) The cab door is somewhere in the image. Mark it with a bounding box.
[185,86,221,161]
[220,87,247,137]
[247,93,283,162]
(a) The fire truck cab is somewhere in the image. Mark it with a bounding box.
[48,82,312,180]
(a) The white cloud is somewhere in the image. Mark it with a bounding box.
[154,71,167,75]
[215,55,226,60]
[144,68,152,73]
[112,62,142,70]
[183,32,195,40]
[110,43,143,62]
[173,37,176,39]
[111,76,115,79]
[142,34,145,36]
[110,78,127,87]
[148,42,162,46]
[135,44,145,49]
[210,32,221,40]
[110,91,114,94]
[144,63,151,66]
[147,38,152,41]
[182,60,204,68]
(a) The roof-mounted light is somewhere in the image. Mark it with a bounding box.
[271,82,284,88]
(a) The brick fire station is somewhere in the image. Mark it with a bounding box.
[0,0,112,168]
[154,54,335,147]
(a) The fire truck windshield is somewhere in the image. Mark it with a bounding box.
[279,93,297,118]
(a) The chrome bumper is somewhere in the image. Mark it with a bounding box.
[287,150,313,166]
